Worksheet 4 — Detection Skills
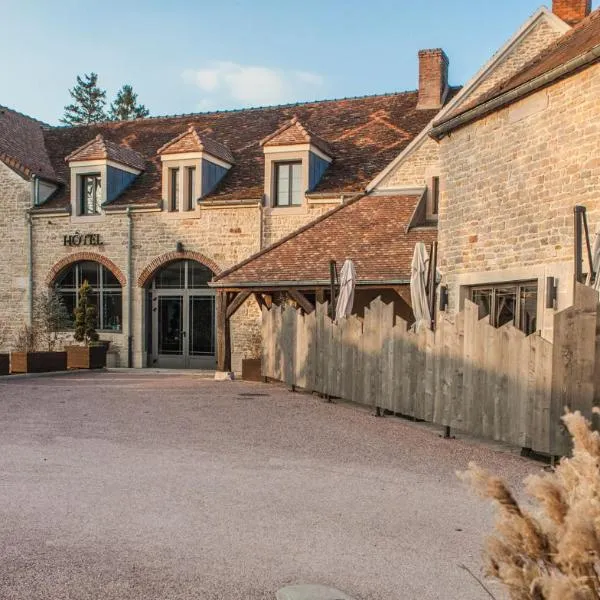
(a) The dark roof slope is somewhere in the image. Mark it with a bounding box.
[212,194,437,286]
[433,8,600,134]
[0,105,56,181]
[39,92,440,209]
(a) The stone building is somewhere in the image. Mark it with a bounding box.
[431,1,598,340]
[0,0,586,371]
[0,59,446,371]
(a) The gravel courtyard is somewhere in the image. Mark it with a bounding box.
[0,371,540,600]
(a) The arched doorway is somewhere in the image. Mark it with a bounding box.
[146,260,216,368]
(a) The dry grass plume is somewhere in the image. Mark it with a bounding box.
[459,410,600,600]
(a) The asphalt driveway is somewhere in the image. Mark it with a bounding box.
[0,371,539,599]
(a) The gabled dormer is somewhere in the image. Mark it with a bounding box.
[260,117,332,208]
[65,134,145,219]
[156,126,234,213]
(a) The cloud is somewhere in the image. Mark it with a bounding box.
[182,61,325,109]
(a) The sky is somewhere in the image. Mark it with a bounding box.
[1,0,599,125]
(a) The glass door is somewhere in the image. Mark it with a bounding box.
[149,260,217,369]
[188,296,216,369]
[155,295,186,368]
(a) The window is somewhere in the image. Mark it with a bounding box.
[471,281,538,335]
[55,261,122,331]
[431,176,440,216]
[275,162,302,206]
[168,167,179,212]
[79,174,101,215]
[185,166,196,211]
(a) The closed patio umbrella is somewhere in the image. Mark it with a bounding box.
[335,259,356,322]
[410,242,431,331]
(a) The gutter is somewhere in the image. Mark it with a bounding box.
[210,278,410,289]
[27,175,36,326]
[126,207,133,368]
[431,44,600,140]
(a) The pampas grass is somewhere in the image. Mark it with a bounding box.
[459,410,600,600]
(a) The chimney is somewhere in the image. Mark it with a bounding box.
[552,0,591,25]
[417,49,449,110]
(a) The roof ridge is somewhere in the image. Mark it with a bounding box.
[45,89,422,130]
[0,104,50,127]
[434,7,600,129]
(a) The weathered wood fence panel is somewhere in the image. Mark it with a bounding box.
[262,283,599,456]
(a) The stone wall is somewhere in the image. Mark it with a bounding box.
[438,63,600,338]
[0,162,30,350]
[28,204,263,371]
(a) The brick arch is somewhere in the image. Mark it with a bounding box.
[45,252,127,287]
[137,251,222,288]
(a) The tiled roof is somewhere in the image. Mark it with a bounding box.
[38,91,440,209]
[0,105,56,181]
[157,126,235,164]
[435,7,600,130]
[212,194,437,286]
[260,117,332,156]
[65,134,146,171]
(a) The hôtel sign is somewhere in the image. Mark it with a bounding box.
[63,232,103,247]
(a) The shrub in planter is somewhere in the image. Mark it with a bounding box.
[65,281,107,369]
[10,323,67,374]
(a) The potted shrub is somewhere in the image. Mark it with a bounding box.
[241,328,263,382]
[10,316,67,374]
[65,281,107,369]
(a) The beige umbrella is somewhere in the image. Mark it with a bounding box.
[335,259,356,322]
[410,242,431,331]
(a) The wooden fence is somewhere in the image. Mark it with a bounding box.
[261,283,600,456]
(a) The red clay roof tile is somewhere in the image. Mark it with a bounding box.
[37,92,441,209]
[156,126,235,164]
[66,134,146,171]
[213,194,437,286]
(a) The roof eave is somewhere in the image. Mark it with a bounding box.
[209,278,411,289]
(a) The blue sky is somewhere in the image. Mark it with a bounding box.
[1,0,598,125]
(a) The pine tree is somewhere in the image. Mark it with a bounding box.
[73,281,99,345]
[61,73,107,126]
[109,84,150,121]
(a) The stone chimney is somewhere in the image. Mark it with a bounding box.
[417,49,449,110]
[552,0,591,25]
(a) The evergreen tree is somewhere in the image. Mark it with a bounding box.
[109,84,150,121]
[61,73,107,126]
[34,289,71,351]
[73,281,99,345]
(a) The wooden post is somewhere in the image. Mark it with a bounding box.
[216,291,231,372]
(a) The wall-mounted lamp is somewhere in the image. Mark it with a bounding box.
[176,241,184,253]
[439,285,449,312]
[545,276,558,310]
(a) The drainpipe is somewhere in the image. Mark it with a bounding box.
[127,207,133,368]
[27,175,37,326]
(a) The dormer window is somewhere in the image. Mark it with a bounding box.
[80,173,102,215]
[65,134,144,219]
[260,117,332,209]
[157,126,233,214]
[275,162,302,206]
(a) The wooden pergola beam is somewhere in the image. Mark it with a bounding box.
[226,290,251,319]
[287,289,315,314]
[216,291,231,372]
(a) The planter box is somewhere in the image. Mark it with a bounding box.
[242,358,262,382]
[10,351,67,374]
[0,353,9,375]
[66,345,108,370]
